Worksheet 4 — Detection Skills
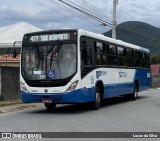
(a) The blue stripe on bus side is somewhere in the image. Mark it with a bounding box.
[103,82,134,98]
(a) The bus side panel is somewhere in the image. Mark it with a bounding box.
[103,68,135,98]
[81,68,150,100]
[134,68,151,92]
[104,82,134,98]
[104,68,151,98]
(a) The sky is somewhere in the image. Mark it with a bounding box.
[0,0,160,33]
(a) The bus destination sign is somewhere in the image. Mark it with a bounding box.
[29,33,70,42]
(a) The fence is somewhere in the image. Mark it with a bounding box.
[0,67,20,100]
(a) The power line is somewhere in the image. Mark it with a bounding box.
[73,0,113,23]
[35,0,160,42]
[44,0,107,32]
[53,0,115,28]
[57,0,160,41]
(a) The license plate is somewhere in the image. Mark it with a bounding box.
[42,99,52,103]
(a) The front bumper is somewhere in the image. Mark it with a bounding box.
[21,88,94,104]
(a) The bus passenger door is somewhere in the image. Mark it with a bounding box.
[80,39,94,101]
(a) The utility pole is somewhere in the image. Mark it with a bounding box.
[112,0,118,39]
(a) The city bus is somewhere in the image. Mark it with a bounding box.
[20,29,151,110]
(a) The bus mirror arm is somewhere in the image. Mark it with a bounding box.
[13,48,17,58]
[12,41,20,58]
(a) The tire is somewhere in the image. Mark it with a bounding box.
[92,87,101,110]
[129,83,138,100]
[124,83,138,100]
[44,103,56,111]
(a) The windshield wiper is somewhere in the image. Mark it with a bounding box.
[35,46,45,70]
[49,42,63,69]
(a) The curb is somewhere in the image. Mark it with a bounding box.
[0,99,43,113]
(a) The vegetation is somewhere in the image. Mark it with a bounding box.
[151,55,160,64]
[104,21,160,55]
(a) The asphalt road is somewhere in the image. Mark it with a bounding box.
[0,89,160,141]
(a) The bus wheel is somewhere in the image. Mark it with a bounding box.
[130,83,138,100]
[92,87,101,110]
[44,103,56,111]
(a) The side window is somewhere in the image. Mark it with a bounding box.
[80,37,93,78]
[142,53,147,68]
[108,45,117,66]
[95,41,107,66]
[135,51,142,67]
[143,53,150,68]
[117,47,124,56]
[126,49,135,67]
[109,45,117,55]
[147,54,150,68]
[81,41,91,66]
[117,47,126,67]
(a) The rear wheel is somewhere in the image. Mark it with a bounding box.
[44,103,56,111]
[92,87,101,110]
[123,83,138,100]
[131,83,138,100]
[128,83,138,100]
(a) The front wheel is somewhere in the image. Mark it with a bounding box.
[44,103,56,111]
[92,87,101,110]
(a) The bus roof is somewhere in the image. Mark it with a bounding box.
[78,29,150,53]
[23,29,150,53]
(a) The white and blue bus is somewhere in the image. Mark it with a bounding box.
[20,29,151,110]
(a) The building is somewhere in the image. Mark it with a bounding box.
[151,64,160,74]
[0,22,42,67]
[0,54,20,67]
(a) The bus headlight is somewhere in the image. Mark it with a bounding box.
[20,82,29,93]
[66,80,78,92]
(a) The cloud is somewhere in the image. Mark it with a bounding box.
[0,5,38,21]
[0,4,75,27]
[0,0,113,32]
[0,0,160,33]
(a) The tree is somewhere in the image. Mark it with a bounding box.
[151,55,160,64]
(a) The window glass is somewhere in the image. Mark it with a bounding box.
[103,43,108,53]
[95,41,107,65]
[135,51,140,59]
[95,42,103,53]
[127,49,134,58]
[108,55,117,66]
[22,44,77,80]
[117,47,124,56]
[126,49,135,67]
[109,45,117,55]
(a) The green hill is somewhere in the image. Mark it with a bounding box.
[104,21,160,55]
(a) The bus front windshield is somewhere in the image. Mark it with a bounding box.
[22,43,77,80]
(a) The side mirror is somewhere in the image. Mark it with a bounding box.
[13,48,17,58]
